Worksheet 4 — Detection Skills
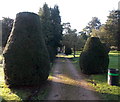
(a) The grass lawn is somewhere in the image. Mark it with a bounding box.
[71,51,120,100]
[0,64,32,101]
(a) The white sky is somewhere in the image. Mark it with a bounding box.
[0,0,119,31]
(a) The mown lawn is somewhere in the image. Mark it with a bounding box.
[0,64,31,101]
[71,51,120,100]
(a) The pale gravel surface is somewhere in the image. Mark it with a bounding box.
[46,55,101,100]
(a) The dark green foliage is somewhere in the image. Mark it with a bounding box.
[38,4,62,62]
[3,12,50,87]
[102,43,110,53]
[50,5,63,47]
[83,17,101,35]
[40,3,52,44]
[65,47,72,55]
[93,10,120,50]
[2,17,14,49]
[39,4,56,62]
[79,37,109,74]
[47,45,56,62]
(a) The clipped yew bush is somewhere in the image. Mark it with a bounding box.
[3,12,50,87]
[65,47,72,55]
[79,37,109,74]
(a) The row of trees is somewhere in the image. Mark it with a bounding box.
[62,10,120,54]
[1,8,120,58]
[62,17,102,57]
[91,10,120,50]
[80,10,120,51]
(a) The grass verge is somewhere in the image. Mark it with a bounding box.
[71,50,120,100]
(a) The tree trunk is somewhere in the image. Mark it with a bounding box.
[73,45,75,58]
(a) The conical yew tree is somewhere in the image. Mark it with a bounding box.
[3,12,50,87]
[79,37,109,74]
[65,47,72,55]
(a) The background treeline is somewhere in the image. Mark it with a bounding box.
[62,10,120,53]
[1,4,120,58]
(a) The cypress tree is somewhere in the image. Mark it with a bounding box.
[39,4,56,62]
[38,4,62,62]
[50,5,63,49]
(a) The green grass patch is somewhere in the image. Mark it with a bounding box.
[56,54,79,58]
[0,67,29,101]
[109,52,119,69]
[72,51,82,55]
[88,74,120,100]
[71,57,80,72]
[71,50,120,100]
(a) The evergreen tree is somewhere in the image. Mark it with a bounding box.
[38,3,55,62]
[91,10,120,50]
[65,47,72,55]
[50,5,63,48]
[79,37,109,74]
[39,3,53,44]
[3,12,50,87]
[105,10,120,50]
[38,4,62,61]
[2,17,14,49]
[83,17,101,35]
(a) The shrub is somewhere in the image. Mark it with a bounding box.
[79,37,109,74]
[47,45,56,62]
[3,12,50,87]
[65,47,72,55]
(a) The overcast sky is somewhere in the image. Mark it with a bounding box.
[0,0,119,31]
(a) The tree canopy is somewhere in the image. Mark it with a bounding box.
[38,3,62,61]
[2,17,14,49]
[91,10,120,50]
[83,17,101,36]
